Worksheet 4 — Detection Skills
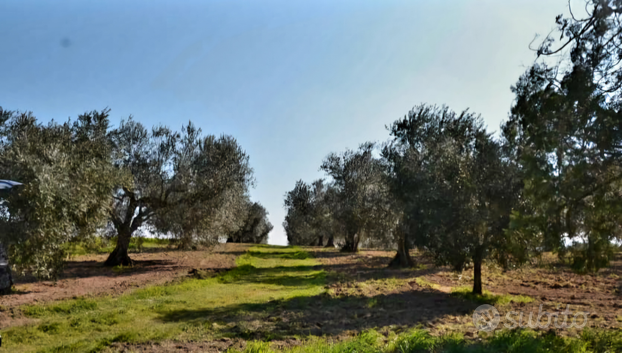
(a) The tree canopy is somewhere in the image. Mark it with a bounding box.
[504,0,622,272]
[0,109,264,281]
[105,118,255,266]
[0,109,119,278]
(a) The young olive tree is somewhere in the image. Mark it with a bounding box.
[106,119,253,266]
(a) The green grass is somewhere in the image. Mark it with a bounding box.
[414,277,441,290]
[1,245,325,352]
[228,328,622,353]
[450,286,535,305]
[2,245,618,353]
[64,236,171,257]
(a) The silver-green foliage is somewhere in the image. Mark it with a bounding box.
[0,108,119,279]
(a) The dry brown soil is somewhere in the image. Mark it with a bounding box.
[0,244,248,330]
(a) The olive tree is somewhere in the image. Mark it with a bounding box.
[154,173,251,249]
[320,142,391,252]
[106,119,253,266]
[227,202,273,244]
[387,105,522,294]
[503,0,622,272]
[283,179,333,246]
[0,108,118,280]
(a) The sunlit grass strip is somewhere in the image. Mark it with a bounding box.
[2,245,325,353]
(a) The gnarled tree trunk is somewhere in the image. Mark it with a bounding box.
[389,236,414,268]
[324,235,335,248]
[0,243,12,295]
[177,227,195,250]
[340,231,359,252]
[105,229,134,266]
[105,199,144,267]
[315,235,324,247]
[104,217,138,267]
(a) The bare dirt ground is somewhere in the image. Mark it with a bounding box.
[310,248,622,337]
[0,243,248,329]
[105,338,303,353]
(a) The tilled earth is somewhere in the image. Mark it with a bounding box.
[0,243,247,329]
[309,249,622,337]
[152,248,622,342]
[104,338,304,353]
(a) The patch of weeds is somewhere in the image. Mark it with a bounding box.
[89,311,122,326]
[230,328,622,353]
[367,297,379,308]
[231,341,272,353]
[189,269,213,279]
[180,320,213,335]
[113,264,132,273]
[249,250,310,260]
[219,264,257,283]
[451,286,534,305]
[37,340,92,353]
[415,277,440,290]
[23,298,98,317]
[37,322,65,334]
[387,329,441,352]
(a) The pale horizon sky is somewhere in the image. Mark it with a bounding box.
[0,0,578,245]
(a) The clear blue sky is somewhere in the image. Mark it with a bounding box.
[1,0,574,245]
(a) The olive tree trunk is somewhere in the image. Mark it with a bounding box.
[105,201,145,267]
[104,228,134,267]
[315,235,324,247]
[324,235,335,248]
[389,236,414,268]
[0,243,13,295]
[473,258,483,295]
[340,232,359,252]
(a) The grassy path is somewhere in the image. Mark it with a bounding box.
[3,245,622,353]
[2,245,325,352]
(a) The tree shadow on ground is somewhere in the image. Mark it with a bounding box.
[13,259,235,285]
[158,285,478,340]
[13,260,178,284]
[247,251,310,260]
[158,249,478,340]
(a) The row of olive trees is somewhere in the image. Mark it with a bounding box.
[283,144,398,253]
[0,109,269,283]
[284,108,521,294]
[285,0,622,294]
